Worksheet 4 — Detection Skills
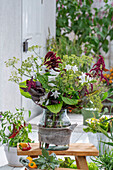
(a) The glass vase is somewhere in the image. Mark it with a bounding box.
[39,109,71,128]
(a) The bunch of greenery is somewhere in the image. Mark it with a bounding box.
[83,116,109,133]
[5,46,108,121]
[46,35,83,59]
[0,108,32,147]
[56,0,113,56]
[92,148,113,170]
[59,157,98,170]
[20,148,61,170]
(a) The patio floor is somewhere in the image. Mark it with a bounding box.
[0,113,101,170]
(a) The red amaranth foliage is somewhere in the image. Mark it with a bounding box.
[44,51,62,72]
[90,55,109,85]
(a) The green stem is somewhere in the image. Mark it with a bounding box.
[52,114,56,128]
[13,65,31,78]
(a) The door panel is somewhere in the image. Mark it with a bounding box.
[22,0,43,120]
[23,0,41,38]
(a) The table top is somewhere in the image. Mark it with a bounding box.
[17,143,99,156]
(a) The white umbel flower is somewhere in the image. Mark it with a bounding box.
[51,90,61,99]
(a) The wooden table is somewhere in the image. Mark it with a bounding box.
[17,143,99,170]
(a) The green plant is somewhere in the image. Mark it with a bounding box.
[20,148,61,170]
[46,35,82,59]
[56,0,113,56]
[0,108,32,147]
[58,157,98,169]
[92,148,113,170]
[83,116,109,133]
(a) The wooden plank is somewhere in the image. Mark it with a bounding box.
[17,143,99,156]
[75,156,88,170]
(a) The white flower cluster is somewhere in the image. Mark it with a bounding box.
[79,72,93,84]
[65,64,78,73]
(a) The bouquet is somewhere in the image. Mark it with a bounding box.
[5,46,109,115]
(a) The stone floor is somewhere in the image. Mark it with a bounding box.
[0,113,104,170]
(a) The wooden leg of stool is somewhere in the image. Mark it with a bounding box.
[75,156,89,170]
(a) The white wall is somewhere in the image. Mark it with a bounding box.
[0,0,56,120]
[0,0,22,112]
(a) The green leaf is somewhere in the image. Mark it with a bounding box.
[28,110,31,118]
[46,102,63,114]
[19,81,31,99]
[100,141,113,146]
[61,96,78,105]
[42,148,49,159]
[27,123,32,130]
[37,73,50,89]
[101,92,108,101]
[107,98,113,102]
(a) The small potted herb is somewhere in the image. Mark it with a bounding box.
[19,148,61,170]
[0,108,32,167]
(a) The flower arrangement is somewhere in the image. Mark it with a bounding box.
[5,46,109,126]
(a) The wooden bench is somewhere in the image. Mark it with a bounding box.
[17,143,99,170]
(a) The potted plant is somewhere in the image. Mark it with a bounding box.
[0,108,32,167]
[19,148,61,170]
[5,46,109,149]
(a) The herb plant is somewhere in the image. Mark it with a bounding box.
[20,148,61,170]
[0,108,32,147]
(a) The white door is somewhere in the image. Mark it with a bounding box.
[22,0,44,120]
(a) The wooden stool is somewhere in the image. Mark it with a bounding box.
[17,143,99,170]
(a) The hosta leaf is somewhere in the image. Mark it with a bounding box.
[46,102,63,114]
[19,81,31,99]
[61,96,78,105]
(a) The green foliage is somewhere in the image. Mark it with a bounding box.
[88,93,103,113]
[34,148,61,170]
[56,0,113,55]
[20,148,61,170]
[83,116,109,133]
[19,81,32,99]
[5,45,42,84]
[61,96,78,105]
[0,108,32,147]
[46,101,63,114]
[92,149,113,170]
[59,157,98,169]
